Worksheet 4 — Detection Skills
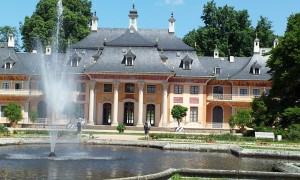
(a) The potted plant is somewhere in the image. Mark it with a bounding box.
[117,123,126,133]
[3,103,23,128]
[228,115,236,133]
[28,109,38,127]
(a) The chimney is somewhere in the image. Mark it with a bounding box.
[8,34,14,48]
[273,37,279,48]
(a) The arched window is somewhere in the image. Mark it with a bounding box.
[103,103,112,125]
[212,106,223,128]
[124,102,134,125]
[146,104,155,126]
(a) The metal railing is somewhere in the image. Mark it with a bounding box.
[0,89,43,96]
[207,94,260,102]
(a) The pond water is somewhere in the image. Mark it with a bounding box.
[0,144,295,179]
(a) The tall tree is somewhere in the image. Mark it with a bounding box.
[21,0,92,52]
[266,13,300,127]
[0,26,21,51]
[183,0,254,57]
[255,16,276,48]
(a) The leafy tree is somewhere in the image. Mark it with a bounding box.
[21,0,92,52]
[266,13,300,127]
[282,107,300,126]
[255,16,276,48]
[233,109,252,131]
[251,94,280,128]
[183,0,254,57]
[171,105,188,127]
[4,103,23,127]
[0,26,21,51]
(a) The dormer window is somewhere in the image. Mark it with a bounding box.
[3,56,15,70]
[71,58,79,67]
[250,61,262,75]
[123,49,136,66]
[70,51,81,67]
[214,67,221,75]
[126,57,133,66]
[180,54,193,70]
[184,61,191,70]
[5,62,11,69]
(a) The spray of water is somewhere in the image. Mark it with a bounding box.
[39,0,75,154]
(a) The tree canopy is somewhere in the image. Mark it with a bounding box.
[183,0,276,57]
[0,26,21,51]
[171,105,188,127]
[21,0,92,52]
[265,13,300,127]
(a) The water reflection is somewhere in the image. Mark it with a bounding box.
[0,144,296,179]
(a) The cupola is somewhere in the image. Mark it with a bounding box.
[213,46,219,58]
[273,37,279,48]
[91,11,99,32]
[45,45,51,55]
[254,36,260,54]
[7,34,14,48]
[168,11,176,34]
[129,3,138,30]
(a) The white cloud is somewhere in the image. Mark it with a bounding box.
[165,0,184,5]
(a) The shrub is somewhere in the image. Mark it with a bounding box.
[0,124,10,136]
[117,123,126,133]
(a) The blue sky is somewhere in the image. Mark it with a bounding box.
[0,0,299,38]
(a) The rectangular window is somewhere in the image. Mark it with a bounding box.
[15,83,22,90]
[77,83,85,93]
[265,89,270,96]
[215,67,221,75]
[104,84,112,92]
[2,82,9,90]
[190,86,199,94]
[240,88,248,96]
[1,106,7,117]
[190,107,198,122]
[125,83,135,93]
[253,89,260,96]
[174,85,183,94]
[147,85,156,94]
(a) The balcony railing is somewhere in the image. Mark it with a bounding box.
[0,89,43,96]
[207,94,260,102]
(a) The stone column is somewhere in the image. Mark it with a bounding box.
[24,102,29,123]
[137,81,144,126]
[162,81,168,127]
[88,81,96,125]
[111,81,119,126]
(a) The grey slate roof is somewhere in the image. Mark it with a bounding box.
[199,56,251,80]
[72,28,194,51]
[163,51,211,77]
[106,28,155,47]
[0,47,31,75]
[85,46,173,75]
[229,54,271,80]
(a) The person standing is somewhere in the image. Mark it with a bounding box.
[144,121,151,140]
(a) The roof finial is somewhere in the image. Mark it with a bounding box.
[133,0,135,9]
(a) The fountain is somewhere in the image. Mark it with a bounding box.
[39,0,75,157]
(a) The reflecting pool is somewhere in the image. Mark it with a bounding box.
[0,144,295,179]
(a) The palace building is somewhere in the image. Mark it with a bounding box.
[0,4,276,129]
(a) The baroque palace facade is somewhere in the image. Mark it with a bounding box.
[0,4,276,129]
